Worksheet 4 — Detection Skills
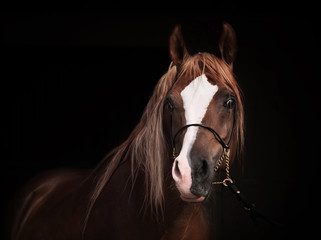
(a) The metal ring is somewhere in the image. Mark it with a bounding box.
[222,178,233,187]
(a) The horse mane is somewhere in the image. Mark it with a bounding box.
[83,53,244,232]
[83,62,177,232]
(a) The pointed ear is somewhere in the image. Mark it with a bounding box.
[169,25,189,66]
[219,22,237,68]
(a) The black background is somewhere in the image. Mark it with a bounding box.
[1,11,320,240]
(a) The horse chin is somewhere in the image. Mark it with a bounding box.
[180,195,206,203]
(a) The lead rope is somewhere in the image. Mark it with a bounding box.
[212,148,282,227]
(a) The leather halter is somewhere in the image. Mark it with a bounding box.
[167,72,281,226]
[168,106,281,227]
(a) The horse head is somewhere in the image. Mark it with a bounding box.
[165,23,243,202]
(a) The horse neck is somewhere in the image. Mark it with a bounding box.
[83,146,209,239]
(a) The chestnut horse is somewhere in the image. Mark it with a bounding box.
[11,23,244,240]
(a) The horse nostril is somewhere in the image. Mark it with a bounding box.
[190,158,210,197]
[174,160,181,178]
[202,160,208,174]
[197,159,209,179]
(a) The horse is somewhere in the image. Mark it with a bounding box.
[11,22,244,240]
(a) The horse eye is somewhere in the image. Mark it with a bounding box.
[166,99,175,112]
[224,97,235,109]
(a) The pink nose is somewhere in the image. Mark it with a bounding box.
[172,158,205,202]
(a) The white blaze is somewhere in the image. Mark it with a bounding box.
[179,74,218,163]
[172,74,218,199]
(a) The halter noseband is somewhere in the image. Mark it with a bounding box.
[169,107,236,159]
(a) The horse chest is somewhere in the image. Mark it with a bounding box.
[162,204,210,240]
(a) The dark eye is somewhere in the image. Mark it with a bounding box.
[166,98,175,112]
[224,97,235,109]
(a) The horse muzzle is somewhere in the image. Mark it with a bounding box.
[172,155,211,202]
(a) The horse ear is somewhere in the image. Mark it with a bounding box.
[169,25,189,66]
[219,22,237,68]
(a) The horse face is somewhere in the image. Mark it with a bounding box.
[167,24,237,202]
[166,73,235,202]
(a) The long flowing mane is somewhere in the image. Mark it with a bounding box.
[84,53,244,230]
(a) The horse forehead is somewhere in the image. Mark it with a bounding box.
[180,74,218,124]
